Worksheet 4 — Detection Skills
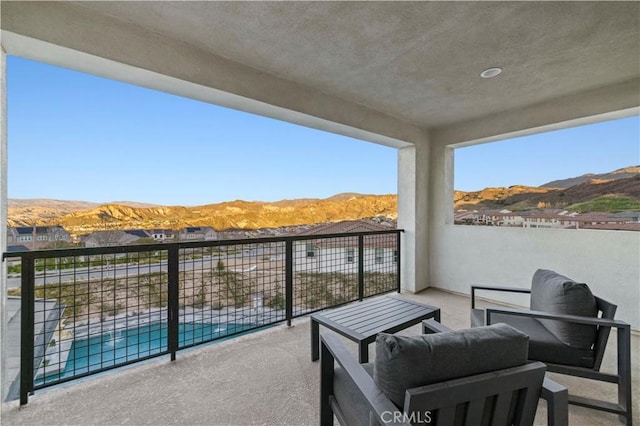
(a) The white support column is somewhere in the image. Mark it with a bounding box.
[398,133,430,293]
[0,45,8,401]
[429,142,455,226]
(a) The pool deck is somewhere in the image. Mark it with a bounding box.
[1,288,638,425]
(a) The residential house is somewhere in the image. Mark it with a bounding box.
[613,211,640,223]
[178,227,217,241]
[493,212,524,227]
[580,222,640,231]
[453,210,477,225]
[521,213,570,229]
[83,229,151,247]
[293,220,397,273]
[150,229,176,242]
[475,209,515,226]
[574,213,630,230]
[6,226,71,250]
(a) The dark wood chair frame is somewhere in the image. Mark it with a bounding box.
[320,324,569,426]
[471,285,632,425]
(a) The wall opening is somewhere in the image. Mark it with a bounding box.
[453,115,640,231]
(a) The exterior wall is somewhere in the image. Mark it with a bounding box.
[429,128,640,330]
[430,225,640,330]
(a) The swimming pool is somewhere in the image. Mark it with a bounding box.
[36,322,256,385]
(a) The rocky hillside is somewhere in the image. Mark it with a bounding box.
[454,185,550,208]
[8,166,639,232]
[454,175,640,211]
[540,166,640,188]
[7,199,158,227]
[37,194,398,234]
[8,199,100,227]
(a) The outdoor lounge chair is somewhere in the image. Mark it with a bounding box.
[320,322,568,425]
[470,269,632,425]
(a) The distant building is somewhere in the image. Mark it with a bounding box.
[150,229,176,242]
[83,229,151,247]
[178,227,217,241]
[453,211,477,225]
[7,226,71,250]
[453,209,638,231]
[613,211,640,223]
[575,213,628,227]
[579,223,640,231]
[475,209,516,226]
[521,212,574,229]
[292,220,397,273]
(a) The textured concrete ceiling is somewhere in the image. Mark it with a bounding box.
[69,1,640,128]
[2,1,638,143]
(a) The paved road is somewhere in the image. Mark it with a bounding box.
[6,255,249,289]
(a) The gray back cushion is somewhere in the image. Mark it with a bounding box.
[530,269,597,349]
[373,323,529,407]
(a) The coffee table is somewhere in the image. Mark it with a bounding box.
[310,295,440,363]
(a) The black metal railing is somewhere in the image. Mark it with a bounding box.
[2,229,401,404]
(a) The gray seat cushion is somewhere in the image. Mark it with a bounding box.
[333,363,375,426]
[471,308,595,368]
[373,323,529,407]
[530,269,597,349]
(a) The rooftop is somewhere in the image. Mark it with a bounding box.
[2,289,637,425]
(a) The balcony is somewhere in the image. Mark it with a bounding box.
[1,288,637,425]
[1,2,639,424]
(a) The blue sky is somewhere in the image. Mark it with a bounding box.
[455,115,639,191]
[8,56,640,205]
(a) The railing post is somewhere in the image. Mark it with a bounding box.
[358,235,364,301]
[167,246,179,361]
[285,239,293,326]
[396,231,401,293]
[20,254,35,405]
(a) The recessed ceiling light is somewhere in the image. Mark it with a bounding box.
[480,67,502,78]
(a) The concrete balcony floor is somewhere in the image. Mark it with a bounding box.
[2,289,638,425]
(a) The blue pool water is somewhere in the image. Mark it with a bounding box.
[36,322,256,385]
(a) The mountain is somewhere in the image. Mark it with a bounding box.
[540,166,640,189]
[454,175,640,211]
[7,199,159,227]
[37,193,398,234]
[8,199,100,227]
[454,185,550,208]
[7,166,639,233]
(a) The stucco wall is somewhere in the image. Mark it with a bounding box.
[431,222,640,330]
[427,112,640,330]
